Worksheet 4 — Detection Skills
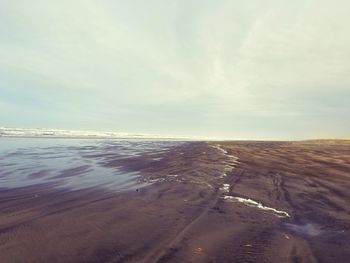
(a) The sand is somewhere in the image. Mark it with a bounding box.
[0,141,350,262]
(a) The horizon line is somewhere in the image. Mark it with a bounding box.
[1,126,349,142]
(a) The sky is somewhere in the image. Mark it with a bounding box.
[1,0,350,140]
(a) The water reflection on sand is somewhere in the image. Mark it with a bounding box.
[0,138,181,191]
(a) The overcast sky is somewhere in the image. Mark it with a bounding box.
[1,0,349,139]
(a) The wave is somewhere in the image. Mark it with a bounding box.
[0,127,188,140]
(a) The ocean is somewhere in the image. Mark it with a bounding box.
[0,138,181,191]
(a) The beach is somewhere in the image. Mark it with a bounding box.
[0,139,350,262]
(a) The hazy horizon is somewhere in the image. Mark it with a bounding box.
[1,1,350,140]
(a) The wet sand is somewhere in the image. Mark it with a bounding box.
[1,141,350,262]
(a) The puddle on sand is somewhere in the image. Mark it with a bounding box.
[284,223,324,237]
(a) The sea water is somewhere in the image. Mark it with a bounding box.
[0,138,180,191]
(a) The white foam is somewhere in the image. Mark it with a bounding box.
[219,173,227,178]
[211,145,239,180]
[220,184,230,192]
[149,178,165,183]
[224,195,290,218]
[0,127,190,140]
[212,145,239,164]
[212,144,228,154]
[167,174,179,177]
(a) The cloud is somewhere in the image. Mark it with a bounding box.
[0,0,349,138]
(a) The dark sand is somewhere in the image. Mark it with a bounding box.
[1,141,350,262]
